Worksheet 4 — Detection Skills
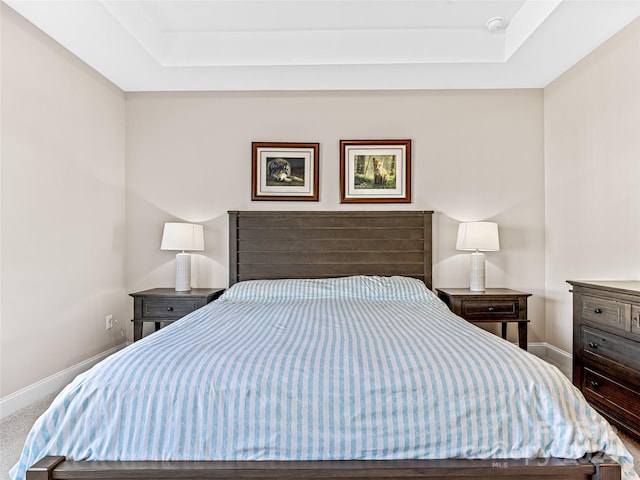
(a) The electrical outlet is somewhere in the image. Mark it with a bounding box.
[105,315,113,330]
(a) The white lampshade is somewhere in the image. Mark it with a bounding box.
[456,222,500,252]
[160,223,205,292]
[456,222,499,292]
[161,223,205,252]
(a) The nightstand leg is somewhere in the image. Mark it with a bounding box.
[518,321,528,350]
[133,321,143,342]
[501,323,507,340]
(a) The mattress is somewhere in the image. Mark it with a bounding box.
[11,276,637,480]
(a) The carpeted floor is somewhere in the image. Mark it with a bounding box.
[1,391,59,480]
[619,430,640,473]
[2,391,639,480]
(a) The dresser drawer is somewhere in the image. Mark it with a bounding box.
[142,298,199,319]
[582,326,640,372]
[580,295,626,331]
[461,299,518,319]
[570,281,640,440]
[582,368,640,433]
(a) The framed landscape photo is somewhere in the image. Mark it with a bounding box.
[252,142,320,201]
[340,139,411,203]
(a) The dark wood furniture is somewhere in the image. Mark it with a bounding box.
[569,280,640,440]
[228,210,432,289]
[436,288,531,350]
[130,288,225,341]
[24,212,621,480]
[28,454,621,479]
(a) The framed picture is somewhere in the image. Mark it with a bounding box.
[340,139,411,203]
[252,142,320,201]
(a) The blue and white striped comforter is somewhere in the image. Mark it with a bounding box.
[11,276,637,480]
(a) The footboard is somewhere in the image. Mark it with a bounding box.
[27,455,621,480]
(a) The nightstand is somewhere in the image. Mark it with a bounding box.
[130,288,225,341]
[435,288,531,350]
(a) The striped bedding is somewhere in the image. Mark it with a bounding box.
[11,276,637,480]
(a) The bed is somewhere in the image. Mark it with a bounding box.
[15,210,636,480]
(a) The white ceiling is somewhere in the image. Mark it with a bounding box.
[5,0,640,91]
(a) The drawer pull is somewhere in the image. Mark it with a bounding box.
[588,342,598,349]
[487,306,495,312]
[593,308,602,314]
[589,380,600,388]
[167,307,174,312]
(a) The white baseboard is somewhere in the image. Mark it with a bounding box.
[526,342,547,358]
[528,341,572,376]
[0,342,128,420]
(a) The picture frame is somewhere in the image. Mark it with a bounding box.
[252,142,320,201]
[340,139,411,203]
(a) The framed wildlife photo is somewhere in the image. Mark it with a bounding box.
[252,142,320,201]
[340,139,411,203]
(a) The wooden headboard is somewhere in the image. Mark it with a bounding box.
[229,210,433,289]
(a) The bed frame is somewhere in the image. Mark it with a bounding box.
[228,210,433,289]
[27,211,621,480]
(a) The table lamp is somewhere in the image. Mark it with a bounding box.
[160,222,205,291]
[456,222,500,292]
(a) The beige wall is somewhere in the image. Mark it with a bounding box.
[2,2,550,400]
[1,5,128,397]
[126,90,546,341]
[543,17,640,353]
[4,0,637,407]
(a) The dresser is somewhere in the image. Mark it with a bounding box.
[568,280,640,439]
[130,288,225,341]
[436,288,531,350]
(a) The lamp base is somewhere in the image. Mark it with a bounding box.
[175,252,191,292]
[469,252,485,292]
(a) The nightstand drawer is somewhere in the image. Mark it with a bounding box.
[142,298,199,319]
[435,288,530,350]
[130,288,225,342]
[581,295,625,331]
[461,300,518,318]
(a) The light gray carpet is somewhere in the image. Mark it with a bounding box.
[619,430,640,472]
[2,388,639,479]
[1,391,59,480]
